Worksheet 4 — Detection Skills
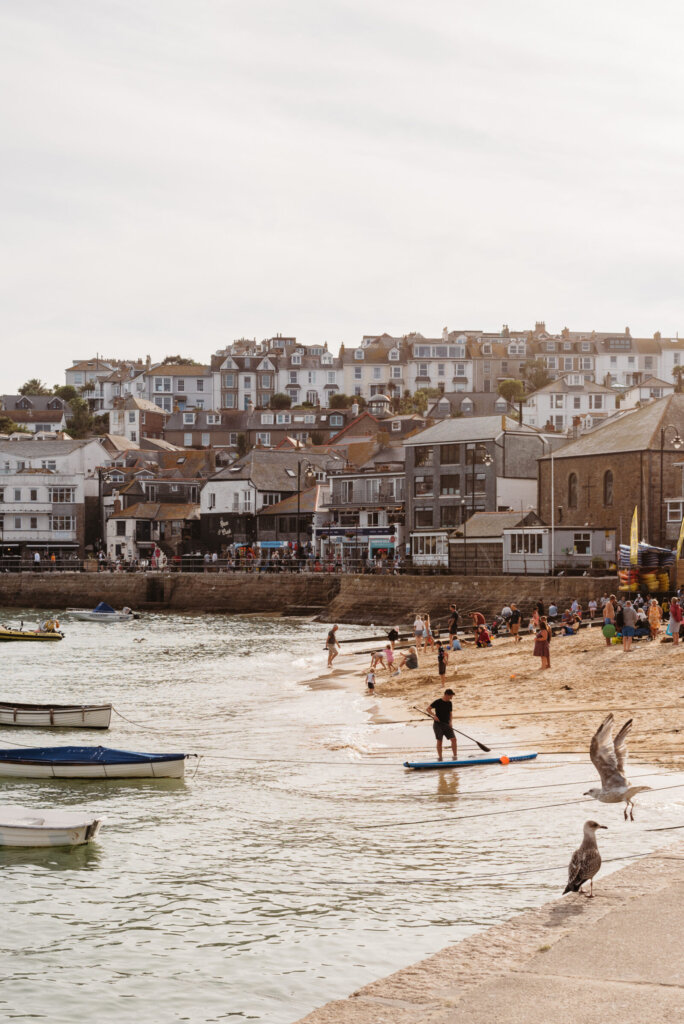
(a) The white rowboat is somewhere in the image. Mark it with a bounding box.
[0,702,112,729]
[0,804,103,847]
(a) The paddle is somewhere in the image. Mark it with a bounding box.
[411,706,491,753]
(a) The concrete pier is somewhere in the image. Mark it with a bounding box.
[295,842,684,1024]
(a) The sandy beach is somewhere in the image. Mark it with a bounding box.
[326,624,684,770]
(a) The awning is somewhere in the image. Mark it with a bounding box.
[259,541,287,549]
[369,539,395,550]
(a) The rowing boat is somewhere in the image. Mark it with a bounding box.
[0,745,191,779]
[403,753,538,770]
[0,804,104,847]
[0,702,112,729]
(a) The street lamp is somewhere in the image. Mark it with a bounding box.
[659,424,683,546]
[296,460,317,560]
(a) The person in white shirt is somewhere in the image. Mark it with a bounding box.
[413,614,424,642]
[588,599,597,620]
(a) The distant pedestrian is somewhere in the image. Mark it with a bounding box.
[533,616,551,669]
[426,688,457,761]
[387,626,400,649]
[509,603,522,642]
[622,600,637,652]
[588,599,597,620]
[436,640,447,677]
[33,551,41,572]
[413,614,424,643]
[422,614,434,650]
[669,596,682,645]
[648,599,662,640]
[603,595,616,626]
[326,624,340,668]
[536,598,545,618]
[548,602,558,621]
[447,604,459,644]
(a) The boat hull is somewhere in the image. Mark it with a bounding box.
[67,611,137,623]
[403,753,538,770]
[0,630,63,642]
[0,703,112,729]
[0,819,103,847]
[0,758,186,779]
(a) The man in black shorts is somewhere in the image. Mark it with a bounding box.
[426,688,457,761]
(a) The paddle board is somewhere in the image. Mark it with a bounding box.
[403,753,538,770]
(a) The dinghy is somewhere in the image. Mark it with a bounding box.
[67,602,139,622]
[0,701,112,729]
[0,804,103,847]
[0,745,191,779]
[0,621,63,642]
[403,753,538,770]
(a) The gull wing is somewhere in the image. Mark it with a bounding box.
[613,718,633,775]
[590,714,628,790]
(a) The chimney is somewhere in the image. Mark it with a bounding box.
[351,402,359,417]
[247,399,255,415]
[146,355,151,369]
[442,326,448,341]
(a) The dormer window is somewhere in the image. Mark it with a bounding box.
[291,354,302,365]
[388,348,400,361]
[482,344,491,356]
[391,420,401,432]
[354,349,364,360]
[183,412,195,425]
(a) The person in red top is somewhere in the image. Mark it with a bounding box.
[670,596,683,645]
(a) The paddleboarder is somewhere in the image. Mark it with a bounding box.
[426,688,457,761]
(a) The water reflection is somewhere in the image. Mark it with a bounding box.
[435,772,460,801]
[0,842,102,871]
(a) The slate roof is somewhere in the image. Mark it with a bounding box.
[402,415,538,445]
[527,376,616,396]
[0,395,71,413]
[110,502,200,521]
[539,393,684,459]
[210,449,344,489]
[454,511,543,539]
[257,485,321,515]
[427,393,513,418]
[0,438,98,457]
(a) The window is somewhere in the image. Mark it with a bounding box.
[373,367,381,379]
[440,444,460,464]
[289,371,298,384]
[29,489,37,501]
[229,432,238,445]
[196,380,204,391]
[367,511,379,526]
[339,480,353,502]
[414,475,433,496]
[14,517,21,529]
[28,515,38,530]
[201,433,210,446]
[223,373,236,388]
[390,366,402,379]
[330,415,343,426]
[306,391,318,405]
[354,366,362,380]
[177,379,185,392]
[154,396,172,412]
[206,414,219,425]
[291,354,302,365]
[667,500,684,522]
[354,349,364,359]
[40,460,57,471]
[183,412,195,424]
[261,374,272,388]
[262,492,281,506]
[552,394,564,408]
[13,489,21,501]
[116,520,126,536]
[440,474,460,495]
[573,532,591,555]
[509,532,543,553]
[568,472,578,508]
[414,445,433,467]
[275,413,291,424]
[256,432,271,446]
[547,357,557,369]
[414,509,434,528]
[327,371,336,383]
[304,413,316,424]
[128,411,136,423]
[207,492,216,509]
[154,376,171,392]
[573,396,581,409]
[603,470,613,506]
[389,349,399,360]
[224,394,236,408]
[418,362,428,378]
[440,505,460,527]
[49,487,76,503]
[51,515,75,532]
[590,394,603,410]
[391,420,401,432]
[243,376,252,388]
[183,433,193,446]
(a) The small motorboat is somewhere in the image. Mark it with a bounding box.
[67,602,140,622]
[0,619,63,642]
[0,701,112,729]
[0,745,191,779]
[0,804,103,847]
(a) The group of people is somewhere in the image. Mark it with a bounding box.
[599,592,683,651]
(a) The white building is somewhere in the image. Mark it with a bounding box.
[143,364,217,413]
[522,375,617,433]
[619,376,675,412]
[406,329,474,395]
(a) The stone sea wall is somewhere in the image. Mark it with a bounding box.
[0,571,618,624]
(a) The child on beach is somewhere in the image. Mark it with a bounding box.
[365,668,376,691]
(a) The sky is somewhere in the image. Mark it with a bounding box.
[2,1,684,390]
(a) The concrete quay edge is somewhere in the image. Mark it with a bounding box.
[294,842,684,1024]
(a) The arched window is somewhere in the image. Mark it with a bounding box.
[568,472,578,508]
[603,470,613,507]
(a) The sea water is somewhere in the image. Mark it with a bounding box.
[0,609,682,1023]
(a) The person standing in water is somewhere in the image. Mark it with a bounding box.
[426,688,457,761]
[326,624,340,668]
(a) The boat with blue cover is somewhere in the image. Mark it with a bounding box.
[0,745,191,779]
[403,753,538,770]
[67,602,140,622]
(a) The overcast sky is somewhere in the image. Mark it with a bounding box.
[2,1,684,389]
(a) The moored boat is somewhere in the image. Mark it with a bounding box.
[67,602,139,622]
[0,804,103,847]
[0,745,190,779]
[0,701,112,729]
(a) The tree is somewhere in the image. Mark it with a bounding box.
[521,359,551,392]
[18,378,51,396]
[270,393,292,409]
[236,433,250,457]
[65,396,95,439]
[497,378,525,404]
[673,366,684,393]
[329,393,366,410]
[310,430,324,446]
[0,415,28,435]
[398,388,439,415]
[160,355,201,366]
[52,385,79,402]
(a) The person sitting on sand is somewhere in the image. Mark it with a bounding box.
[399,646,419,670]
[426,688,457,761]
[562,613,581,636]
[475,625,492,648]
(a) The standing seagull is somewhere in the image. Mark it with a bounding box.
[584,713,651,821]
[563,820,607,897]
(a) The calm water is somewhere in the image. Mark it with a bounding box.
[0,608,682,1023]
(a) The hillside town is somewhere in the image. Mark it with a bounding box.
[2,321,684,574]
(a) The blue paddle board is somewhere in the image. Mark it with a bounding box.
[403,753,538,770]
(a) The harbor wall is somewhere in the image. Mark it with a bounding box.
[0,571,618,623]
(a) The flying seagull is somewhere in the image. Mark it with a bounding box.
[563,820,607,898]
[584,713,650,820]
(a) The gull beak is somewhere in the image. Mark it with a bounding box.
[598,824,608,829]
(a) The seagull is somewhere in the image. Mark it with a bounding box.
[563,820,607,898]
[584,713,651,821]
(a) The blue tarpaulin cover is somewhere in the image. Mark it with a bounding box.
[0,746,186,764]
[93,602,116,614]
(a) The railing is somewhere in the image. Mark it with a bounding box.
[0,556,449,575]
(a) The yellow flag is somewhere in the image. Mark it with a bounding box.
[630,506,638,565]
[677,516,684,560]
